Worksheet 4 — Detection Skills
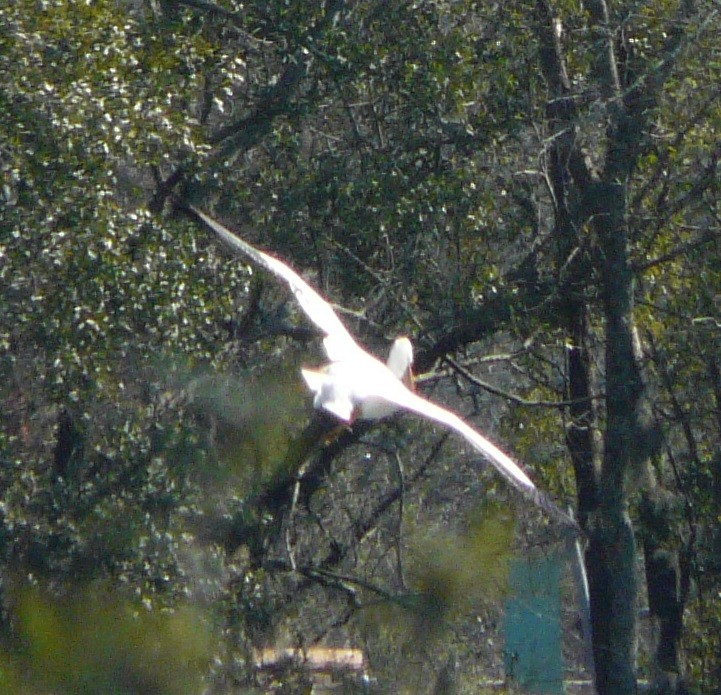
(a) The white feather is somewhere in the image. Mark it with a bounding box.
[191,207,576,528]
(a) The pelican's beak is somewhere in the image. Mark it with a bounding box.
[402,364,415,391]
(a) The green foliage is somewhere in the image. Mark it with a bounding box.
[406,507,514,633]
[0,1,225,404]
[185,363,310,497]
[3,586,213,694]
[1,0,721,690]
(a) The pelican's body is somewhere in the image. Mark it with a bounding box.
[302,337,415,421]
[189,206,575,528]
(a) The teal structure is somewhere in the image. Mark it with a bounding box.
[504,554,563,694]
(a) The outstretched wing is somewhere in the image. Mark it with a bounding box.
[188,207,577,531]
[189,206,360,362]
[371,377,578,530]
[393,386,534,490]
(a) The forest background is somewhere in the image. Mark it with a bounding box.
[1,0,720,692]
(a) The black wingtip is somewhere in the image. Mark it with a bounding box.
[175,200,200,221]
[530,487,583,537]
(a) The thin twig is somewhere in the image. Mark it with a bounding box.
[443,355,599,409]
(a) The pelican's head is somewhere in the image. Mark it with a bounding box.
[386,336,414,389]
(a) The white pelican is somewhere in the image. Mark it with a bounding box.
[188,206,577,529]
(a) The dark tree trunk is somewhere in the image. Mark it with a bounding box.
[588,176,642,694]
[532,0,680,689]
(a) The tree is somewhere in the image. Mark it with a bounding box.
[2,0,720,691]
[528,0,719,690]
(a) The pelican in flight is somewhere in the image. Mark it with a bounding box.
[188,206,576,529]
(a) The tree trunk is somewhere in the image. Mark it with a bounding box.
[532,0,693,684]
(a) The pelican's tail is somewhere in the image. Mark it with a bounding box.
[301,368,355,423]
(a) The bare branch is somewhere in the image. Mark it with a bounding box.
[442,355,600,409]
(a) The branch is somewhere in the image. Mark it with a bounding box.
[172,0,242,23]
[146,1,347,210]
[625,2,714,112]
[634,143,721,266]
[414,276,557,373]
[208,0,346,156]
[605,0,707,185]
[583,0,621,98]
[634,226,718,273]
[303,434,450,577]
[533,0,595,194]
[646,332,701,468]
[442,355,600,409]
[631,86,721,221]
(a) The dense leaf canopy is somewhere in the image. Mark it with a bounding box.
[1,0,720,692]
